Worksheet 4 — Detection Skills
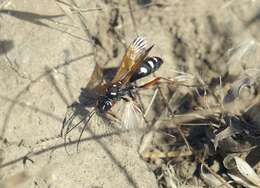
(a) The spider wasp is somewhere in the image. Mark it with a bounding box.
[97,37,163,113]
[62,36,163,150]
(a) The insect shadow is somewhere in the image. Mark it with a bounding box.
[0,9,64,27]
[0,40,14,55]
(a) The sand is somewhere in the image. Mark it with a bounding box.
[0,0,259,187]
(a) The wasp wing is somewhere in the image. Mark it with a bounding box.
[78,63,107,107]
[112,37,153,85]
[86,63,106,91]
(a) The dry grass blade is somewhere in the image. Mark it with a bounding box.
[127,0,138,36]
[142,149,192,159]
[200,165,232,188]
[200,161,232,188]
[55,0,101,13]
[224,155,260,187]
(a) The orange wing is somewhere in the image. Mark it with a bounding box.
[112,37,153,85]
[85,62,107,96]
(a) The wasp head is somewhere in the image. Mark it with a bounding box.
[97,96,113,113]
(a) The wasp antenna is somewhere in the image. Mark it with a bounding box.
[76,110,96,152]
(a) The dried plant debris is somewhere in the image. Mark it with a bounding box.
[224,155,260,188]
[139,33,260,188]
[140,70,260,186]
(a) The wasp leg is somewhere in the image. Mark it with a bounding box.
[118,83,136,101]
[122,83,137,101]
[121,96,130,102]
[137,77,174,89]
[106,111,121,125]
[128,90,136,101]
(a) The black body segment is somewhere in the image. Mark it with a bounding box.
[97,82,135,113]
[129,56,163,83]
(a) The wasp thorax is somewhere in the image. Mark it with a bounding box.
[106,84,120,99]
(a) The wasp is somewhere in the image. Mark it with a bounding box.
[97,38,163,113]
[62,36,163,150]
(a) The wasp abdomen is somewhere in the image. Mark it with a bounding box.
[130,56,163,82]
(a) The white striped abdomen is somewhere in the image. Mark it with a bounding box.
[129,56,163,82]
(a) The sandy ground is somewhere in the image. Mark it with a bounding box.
[0,0,259,187]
